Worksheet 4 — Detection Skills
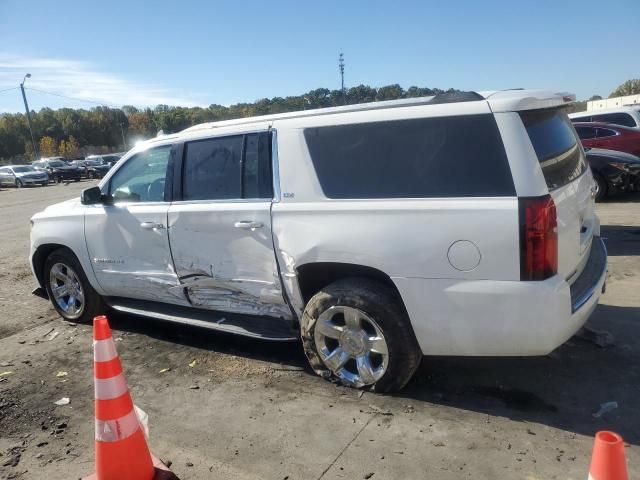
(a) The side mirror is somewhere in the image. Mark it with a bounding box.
[81,186,103,205]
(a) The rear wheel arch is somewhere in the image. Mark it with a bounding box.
[296,262,405,306]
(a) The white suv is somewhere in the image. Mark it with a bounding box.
[569,106,640,129]
[30,90,607,392]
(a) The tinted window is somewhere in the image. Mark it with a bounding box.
[182,135,243,200]
[304,115,515,199]
[12,166,33,173]
[570,115,591,123]
[591,112,637,127]
[108,146,172,202]
[243,132,273,199]
[520,109,586,190]
[575,126,597,139]
[597,128,618,138]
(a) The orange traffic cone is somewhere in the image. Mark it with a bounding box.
[588,431,628,480]
[84,315,178,480]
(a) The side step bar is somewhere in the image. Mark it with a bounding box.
[105,297,298,342]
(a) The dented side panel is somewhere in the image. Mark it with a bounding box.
[167,201,292,319]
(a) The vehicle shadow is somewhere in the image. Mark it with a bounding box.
[398,302,640,445]
[106,311,308,369]
[600,191,640,203]
[601,225,640,256]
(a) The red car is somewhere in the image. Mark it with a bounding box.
[573,122,640,157]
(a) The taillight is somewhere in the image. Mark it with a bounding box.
[519,195,558,281]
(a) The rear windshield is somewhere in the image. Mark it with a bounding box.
[304,114,515,199]
[520,109,586,190]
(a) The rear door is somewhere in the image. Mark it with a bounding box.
[167,130,291,318]
[520,108,595,281]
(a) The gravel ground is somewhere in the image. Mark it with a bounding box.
[0,182,638,480]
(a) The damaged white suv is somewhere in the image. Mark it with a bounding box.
[30,90,607,392]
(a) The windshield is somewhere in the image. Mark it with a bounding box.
[85,159,103,166]
[12,166,34,173]
[48,161,66,167]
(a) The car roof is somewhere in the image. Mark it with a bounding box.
[573,121,637,132]
[132,89,574,149]
[586,148,640,162]
[569,106,640,117]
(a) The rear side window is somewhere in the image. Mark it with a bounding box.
[575,126,597,139]
[520,109,586,190]
[597,128,618,138]
[304,115,515,199]
[570,115,591,123]
[591,112,637,127]
[181,132,272,201]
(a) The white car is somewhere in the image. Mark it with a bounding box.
[0,165,49,187]
[29,90,607,392]
[569,106,640,129]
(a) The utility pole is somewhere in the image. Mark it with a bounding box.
[338,53,346,104]
[119,123,126,150]
[20,73,38,160]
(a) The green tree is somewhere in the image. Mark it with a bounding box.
[610,79,640,98]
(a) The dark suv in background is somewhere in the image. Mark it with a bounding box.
[32,158,82,183]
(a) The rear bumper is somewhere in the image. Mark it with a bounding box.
[394,237,607,356]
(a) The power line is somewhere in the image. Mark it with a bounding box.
[0,87,18,94]
[24,87,121,108]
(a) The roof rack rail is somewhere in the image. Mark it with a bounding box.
[181,91,485,133]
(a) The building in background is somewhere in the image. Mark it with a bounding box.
[588,94,640,111]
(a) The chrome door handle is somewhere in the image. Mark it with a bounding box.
[140,222,165,230]
[234,221,263,230]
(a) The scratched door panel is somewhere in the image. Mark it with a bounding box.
[167,201,291,318]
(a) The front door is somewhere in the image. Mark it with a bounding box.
[167,131,291,318]
[85,145,186,305]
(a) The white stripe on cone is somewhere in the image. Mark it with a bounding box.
[95,409,141,442]
[95,373,128,400]
[93,338,118,362]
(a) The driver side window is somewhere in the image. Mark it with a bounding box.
[108,146,172,203]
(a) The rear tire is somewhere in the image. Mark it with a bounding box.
[301,277,422,393]
[594,174,607,202]
[43,248,107,323]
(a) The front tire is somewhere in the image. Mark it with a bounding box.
[15,179,23,188]
[301,278,422,392]
[43,248,106,323]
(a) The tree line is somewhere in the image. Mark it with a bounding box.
[0,84,456,162]
[1,79,638,163]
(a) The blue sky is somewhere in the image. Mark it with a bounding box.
[0,0,638,112]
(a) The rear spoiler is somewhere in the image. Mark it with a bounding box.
[481,90,576,113]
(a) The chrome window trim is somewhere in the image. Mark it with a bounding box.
[271,128,281,203]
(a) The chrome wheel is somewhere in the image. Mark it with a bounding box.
[49,262,84,319]
[314,306,389,387]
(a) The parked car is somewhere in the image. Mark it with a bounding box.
[585,148,640,201]
[0,165,48,187]
[82,158,111,179]
[569,106,640,129]
[85,154,122,169]
[573,122,640,157]
[30,89,606,392]
[32,158,82,183]
[68,160,89,178]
